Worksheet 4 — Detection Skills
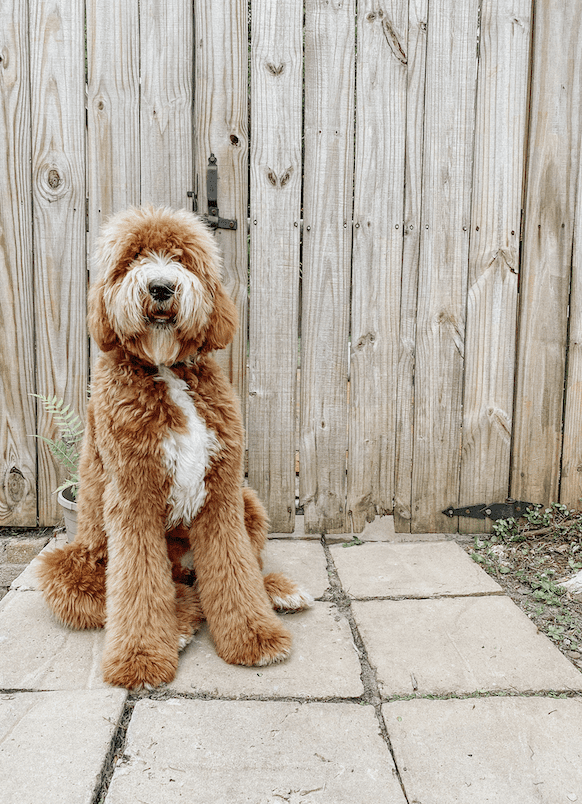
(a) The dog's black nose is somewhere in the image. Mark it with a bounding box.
[148,280,175,302]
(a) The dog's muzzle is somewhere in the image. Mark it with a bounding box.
[147,280,177,325]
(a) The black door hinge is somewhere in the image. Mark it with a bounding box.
[443,498,535,522]
[188,154,237,231]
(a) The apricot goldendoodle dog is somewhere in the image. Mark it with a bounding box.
[37,206,312,690]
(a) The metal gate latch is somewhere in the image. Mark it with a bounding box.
[188,154,237,231]
[442,499,535,521]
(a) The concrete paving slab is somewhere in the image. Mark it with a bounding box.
[0,590,107,690]
[105,698,407,804]
[170,602,363,699]
[352,597,582,696]
[0,688,126,804]
[331,541,502,597]
[262,539,330,599]
[383,696,582,804]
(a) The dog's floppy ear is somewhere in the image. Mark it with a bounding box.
[202,283,238,352]
[88,278,118,352]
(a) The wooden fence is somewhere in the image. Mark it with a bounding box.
[1,0,582,533]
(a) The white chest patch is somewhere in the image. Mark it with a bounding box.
[156,366,220,528]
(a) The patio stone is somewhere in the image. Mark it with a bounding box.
[352,596,582,696]
[330,541,502,597]
[105,698,407,804]
[0,689,126,804]
[383,697,582,804]
[170,602,364,698]
[0,590,107,690]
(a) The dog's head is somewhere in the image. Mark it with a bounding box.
[88,206,237,365]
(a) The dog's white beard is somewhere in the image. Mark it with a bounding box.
[144,326,181,366]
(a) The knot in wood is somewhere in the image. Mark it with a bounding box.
[48,169,61,189]
[6,466,25,505]
[266,62,284,76]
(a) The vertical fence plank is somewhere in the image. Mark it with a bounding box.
[300,0,355,533]
[0,0,37,525]
[193,0,249,406]
[30,0,87,523]
[562,152,582,509]
[393,0,429,532]
[459,0,532,532]
[86,0,140,265]
[409,0,479,533]
[248,0,302,532]
[140,0,193,208]
[348,0,407,532]
[512,1,582,506]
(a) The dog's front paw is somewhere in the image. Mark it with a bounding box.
[102,647,178,690]
[222,622,292,667]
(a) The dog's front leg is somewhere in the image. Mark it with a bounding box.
[101,485,180,689]
[191,486,292,666]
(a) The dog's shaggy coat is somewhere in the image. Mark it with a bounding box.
[37,206,312,690]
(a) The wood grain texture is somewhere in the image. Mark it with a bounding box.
[511,1,582,506]
[561,148,582,508]
[193,0,249,407]
[247,0,302,532]
[394,0,428,532]
[0,0,37,525]
[300,0,355,533]
[409,0,480,533]
[140,0,193,208]
[459,0,532,533]
[347,0,408,533]
[30,0,88,524]
[86,0,140,266]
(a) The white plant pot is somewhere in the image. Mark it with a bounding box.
[58,487,78,543]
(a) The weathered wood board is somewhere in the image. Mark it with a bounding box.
[0,0,37,525]
[459,0,532,532]
[247,0,303,532]
[348,0,408,533]
[193,0,249,407]
[300,0,355,533]
[511,0,582,506]
[30,0,88,523]
[409,0,480,533]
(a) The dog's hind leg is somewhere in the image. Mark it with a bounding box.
[242,487,313,612]
[263,572,314,612]
[37,407,108,629]
[242,486,267,567]
[175,582,204,649]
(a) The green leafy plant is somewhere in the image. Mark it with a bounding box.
[31,394,84,499]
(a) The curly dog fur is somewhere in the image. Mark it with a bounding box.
[37,206,312,689]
